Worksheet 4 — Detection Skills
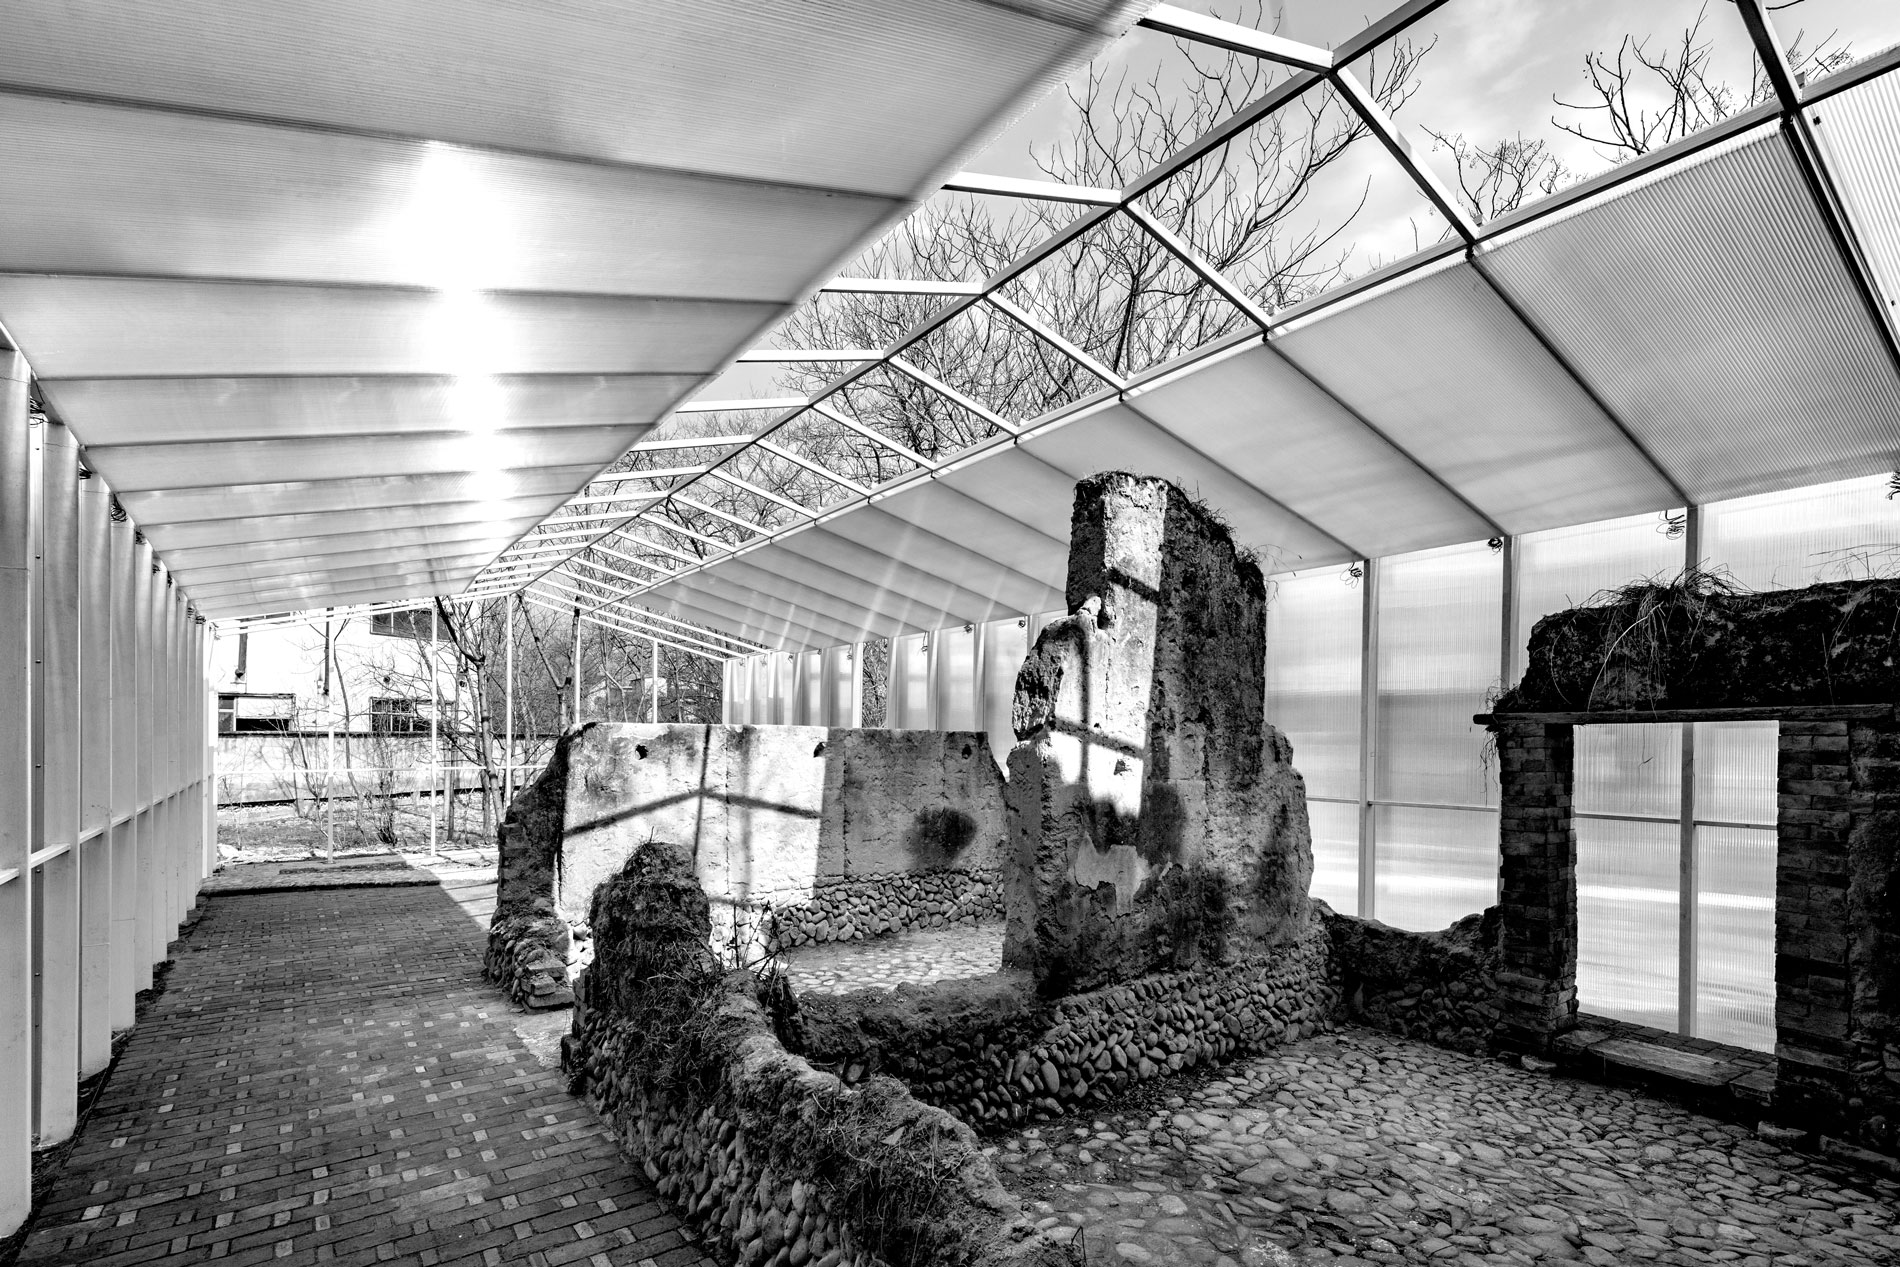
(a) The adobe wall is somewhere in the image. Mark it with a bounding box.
[1003,472,1316,995]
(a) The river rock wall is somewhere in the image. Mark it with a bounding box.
[563,843,1076,1267]
[1322,904,1502,1054]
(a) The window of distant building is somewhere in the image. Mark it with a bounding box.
[370,609,434,639]
[217,693,295,733]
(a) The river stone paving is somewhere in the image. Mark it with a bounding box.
[775,919,1004,993]
[990,1027,1900,1267]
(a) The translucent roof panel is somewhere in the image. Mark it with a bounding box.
[41,375,705,445]
[0,92,898,301]
[1272,257,1682,535]
[1814,69,1900,322]
[0,279,781,379]
[1483,128,1900,503]
[1126,337,1491,556]
[0,0,1136,197]
[1019,401,1353,573]
[116,467,597,525]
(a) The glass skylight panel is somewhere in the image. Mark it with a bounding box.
[1344,0,1767,226]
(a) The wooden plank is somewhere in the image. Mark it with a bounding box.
[1475,704,1895,726]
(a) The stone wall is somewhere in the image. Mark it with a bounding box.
[792,912,1337,1129]
[1005,473,1313,996]
[1322,904,1502,1054]
[484,737,580,1008]
[1777,718,1900,1156]
[561,723,1007,950]
[563,844,1075,1267]
[487,723,1008,1004]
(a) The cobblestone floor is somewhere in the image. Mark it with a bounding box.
[992,1028,1900,1267]
[775,920,1004,993]
[18,883,712,1267]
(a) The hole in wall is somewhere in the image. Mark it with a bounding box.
[813,741,827,758]
[962,744,973,758]
[635,744,648,759]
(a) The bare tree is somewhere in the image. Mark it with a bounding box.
[1430,1,1853,221]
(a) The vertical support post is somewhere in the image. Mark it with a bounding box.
[133,537,155,990]
[429,605,439,856]
[1498,534,1517,907]
[1679,505,1702,1035]
[649,637,660,724]
[568,605,582,727]
[107,506,136,1030]
[0,349,35,1237]
[1356,558,1380,921]
[323,611,335,862]
[503,602,515,807]
[77,459,112,1079]
[35,419,82,1144]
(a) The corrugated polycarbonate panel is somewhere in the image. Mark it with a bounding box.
[1375,541,1501,808]
[186,553,497,598]
[865,478,1068,595]
[1695,721,1776,827]
[931,623,978,731]
[1265,569,1361,802]
[1373,804,1497,932]
[1701,472,1900,590]
[0,93,896,302]
[933,446,1082,549]
[142,499,564,553]
[118,466,598,525]
[1484,130,1900,503]
[1275,260,1680,535]
[890,634,931,729]
[1576,816,1680,1031]
[0,0,1126,198]
[194,567,488,614]
[980,616,1030,764]
[1021,403,1350,572]
[644,574,870,650]
[173,538,530,588]
[1816,68,1900,323]
[45,375,698,445]
[84,426,634,493]
[1694,824,1775,1053]
[808,509,1056,618]
[1309,799,1359,917]
[1512,511,1685,683]
[1576,724,1682,820]
[159,519,535,571]
[681,553,912,640]
[1133,340,1491,557]
[0,277,779,378]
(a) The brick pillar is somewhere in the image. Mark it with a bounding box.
[1494,722,1579,1053]
[1775,721,1853,1129]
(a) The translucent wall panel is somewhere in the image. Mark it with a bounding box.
[770,653,796,726]
[822,644,858,728]
[1576,723,1682,820]
[1695,825,1775,1053]
[1575,817,1680,1031]
[980,616,1030,768]
[1695,721,1776,827]
[1265,570,1361,801]
[794,650,822,725]
[888,633,929,730]
[931,623,977,733]
[1309,799,1359,916]
[1702,473,1898,590]
[1376,541,1501,808]
[1373,804,1497,932]
[723,658,747,724]
[1512,511,1685,683]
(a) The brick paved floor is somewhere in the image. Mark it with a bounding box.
[18,885,713,1267]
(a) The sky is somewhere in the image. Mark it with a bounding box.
[956,0,1900,285]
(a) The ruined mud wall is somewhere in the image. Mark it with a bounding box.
[793,919,1336,1128]
[484,737,580,1008]
[1004,472,1314,995]
[563,844,1075,1267]
[1322,905,1502,1055]
[1499,577,1900,711]
[560,723,1007,950]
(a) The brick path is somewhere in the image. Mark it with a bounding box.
[18,884,713,1267]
